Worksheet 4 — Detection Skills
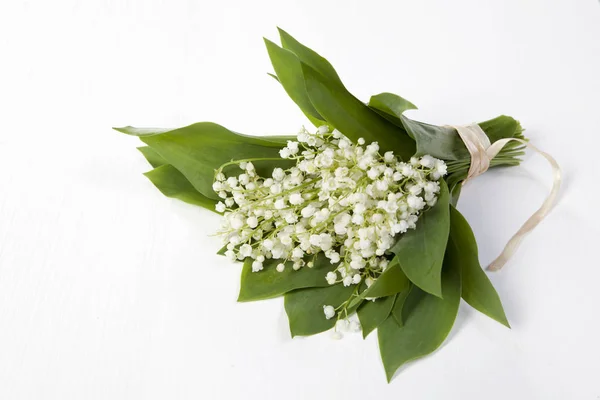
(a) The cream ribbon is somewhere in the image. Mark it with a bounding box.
[451,124,562,271]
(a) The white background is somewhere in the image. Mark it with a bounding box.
[1,0,599,399]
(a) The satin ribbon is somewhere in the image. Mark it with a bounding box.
[451,124,562,271]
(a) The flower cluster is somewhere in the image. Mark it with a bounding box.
[214,126,447,316]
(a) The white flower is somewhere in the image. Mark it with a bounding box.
[367,167,380,180]
[272,168,285,181]
[323,305,335,319]
[435,159,447,176]
[326,271,337,285]
[424,181,440,194]
[353,203,367,214]
[375,179,389,191]
[301,205,316,218]
[246,216,259,228]
[420,155,435,168]
[279,234,292,246]
[271,246,285,259]
[252,260,263,272]
[215,125,447,301]
[230,215,244,230]
[262,239,275,250]
[239,244,253,258]
[270,183,282,194]
[279,148,291,158]
[319,233,333,251]
[292,247,304,259]
[326,250,341,264]
[407,195,426,210]
[392,220,409,234]
[350,320,361,332]
[274,198,286,209]
[287,141,299,154]
[289,192,304,205]
[224,250,236,261]
[215,202,226,212]
[309,234,322,247]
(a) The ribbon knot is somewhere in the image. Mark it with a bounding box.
[450,124,562,271]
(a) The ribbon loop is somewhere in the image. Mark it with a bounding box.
[451,124,561,271]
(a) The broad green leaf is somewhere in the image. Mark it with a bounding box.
[348,261,409,308]
[357,294,396,339]
[390,179,450,297]
[257,134,297,145]
[390,286,412,327]
[115,123,293,200]
[238,255,335,302]
[143,165,218,211]
[478,115,520,144]
[137,146,167,168]
[284,284,354,337]
[400,115,521,161]
[277,27,344,89]
[368,92,418,127]
[264,38,325,125]
[377,255,461,382]
[301,64,416,158]
[274,29,416,157]
[449,206,510,327]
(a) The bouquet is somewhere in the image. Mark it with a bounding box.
[115,28,560,381]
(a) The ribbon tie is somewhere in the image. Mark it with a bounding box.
[450,124,562,271]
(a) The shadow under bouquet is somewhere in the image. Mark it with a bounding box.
[115,28,558,382]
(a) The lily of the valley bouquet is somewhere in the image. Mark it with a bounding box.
[115,29,559,381]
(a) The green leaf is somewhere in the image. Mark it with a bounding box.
[300,64,416,158]
[449,206,510,327]
[217,245,227,256]
[277,28,344,89]
[238,255,335,302]
[284,284,354,337]
[115,123,293,200]
[400,115,521,161]
[448,176,464,207]
[348,261,409,308]
[368,92,418,126]
[390,179,450,297]
[390,286,412,327]
[377,254,461,382]
[478,115,519,144]
[143,165,218,211]
[137,146,167,168]
[274,29,416,157]
[264,38,326,125]
[357,295,396,339]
